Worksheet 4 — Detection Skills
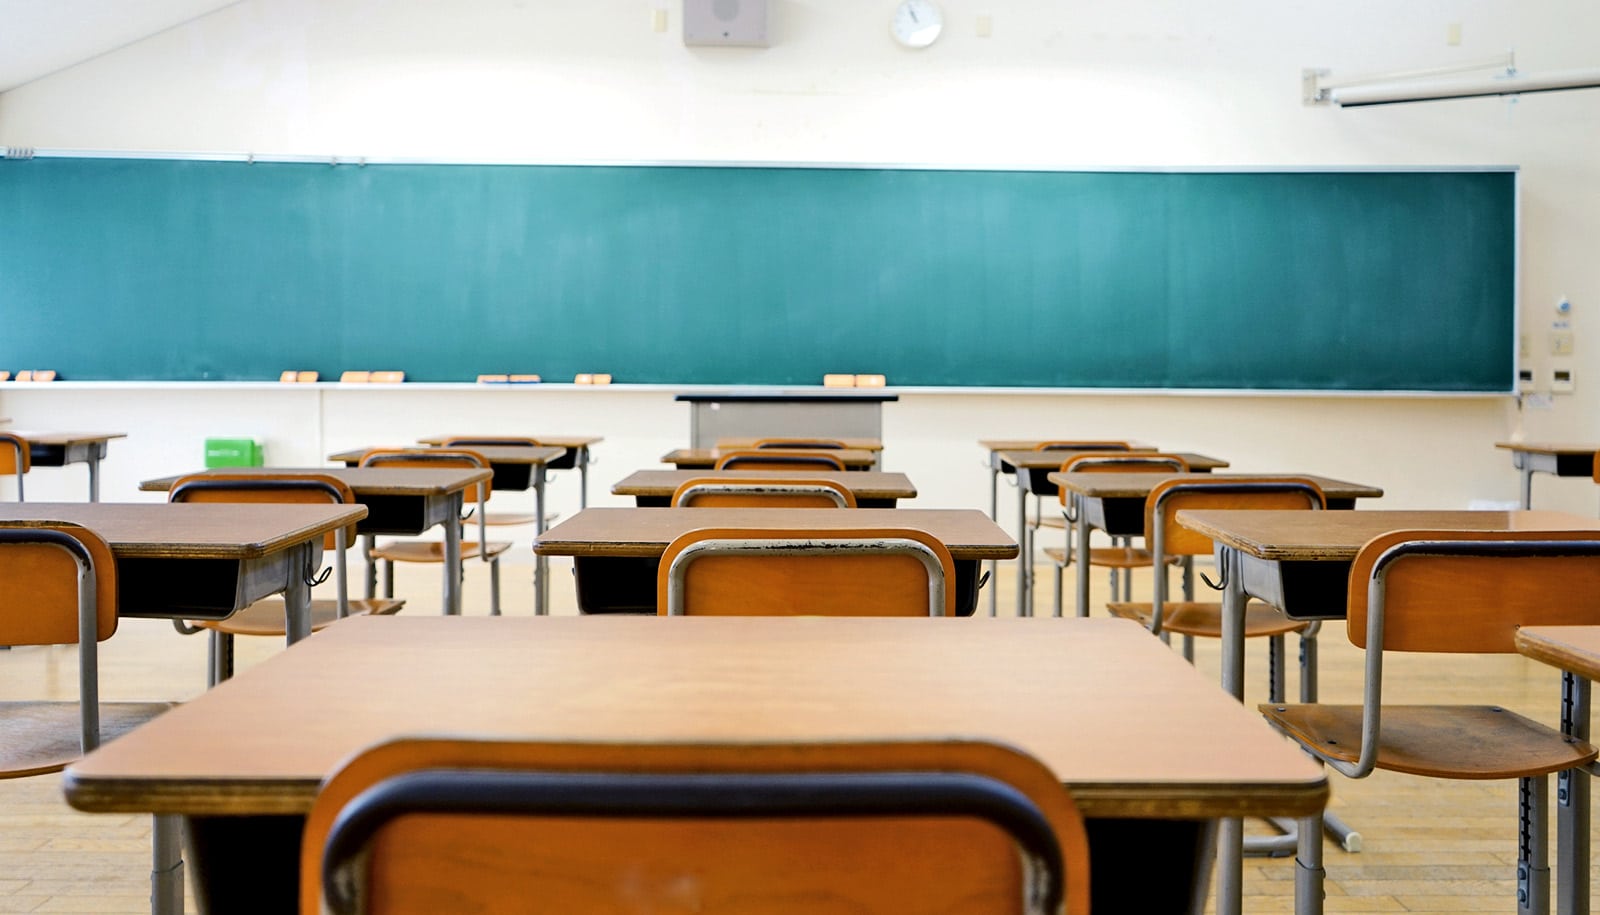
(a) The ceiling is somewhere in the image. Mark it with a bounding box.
[0,0,242,93]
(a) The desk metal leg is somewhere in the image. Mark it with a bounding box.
[1558,672,1590,915]
[1016,482,1030,617]
[151,814,183,915]
[535,470,548,615]
[1073,495,1091,618]
[283,542,313,644]
[988,463,999,617]
[87,457,101,502]
[1217,545,1246,915]
[1517,454,1535,510]
[443,492,463,616]
[578,447,590,509]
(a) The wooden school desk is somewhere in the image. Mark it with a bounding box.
[533,507,1014,616]
[416,434,603,507]
[329,445,565,612]
[140,467,492,616]
[1175,508,1600,915]
[1514,625,1600,915]
[8,431,127,501]
[1053,472,1384,620]
[63,615,1328,915]
[661,447,879,470]
[612,469,916,508]
[1495,441,1600,509]
[0,502,363,642]
[715,436,884,468]
[998,450,1230,618]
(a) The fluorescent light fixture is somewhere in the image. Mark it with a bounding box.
[1329,67,1600,107]
[1305,54,1600,108]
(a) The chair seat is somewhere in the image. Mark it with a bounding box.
[0,700,177,779]
[1043,546,1176,570]
[1106,599,1309,638]
[370,540,513,563]
[195,597,406,637]
[1260,703,1598,780]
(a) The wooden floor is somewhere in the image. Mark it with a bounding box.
[1,551,1595,913]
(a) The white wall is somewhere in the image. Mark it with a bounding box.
[2,0,1598,518]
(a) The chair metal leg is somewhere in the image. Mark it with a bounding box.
[489,557,502,616]
[382,560,394,599]
[363,535,377,599]
[151,814,183,915]
[1051,560,1063,618]
[1268,634,1286,704]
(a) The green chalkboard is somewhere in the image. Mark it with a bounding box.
[0,157,1515,390]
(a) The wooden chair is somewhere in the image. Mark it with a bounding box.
[1023,442,1133,568]
[752,437,849,449]
[0,522,181,913]
[167,473,404,685]
[1106,477,1325,701]
[671,476,857,508]
[1043,451,1190,616]
[0,431,29,501]
[714,449,848,472]
[358,449,510,615]
[300,736,1090,915]
[1260,530,1600,914]
[438,437,561,528]
[658,527,956,616]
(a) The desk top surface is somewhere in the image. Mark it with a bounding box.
[612,470,916,500]
[63,615,1326,820]
[1494,441,1600,456]
[1049,471,1383,500]
[7,431,128,445]
[417,434,603,448]
[662,448,879,468]
[979,439,1157,454]
[714,437,884,452]
[139,466,492,497]
[1176,509,1600,561]
[1004,451,1229,472]
[327,445,566,465]
[0,502,365,558]
[534,508,1016,559]
[1515,626,1600,680]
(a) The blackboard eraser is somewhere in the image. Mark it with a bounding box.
[854,374,886,387]
[281,370,319,383]
[823,374,856,387]
[574,374,611,385]
[509,374,542,383]
[15,370,56,382]
[369,371,406,383]
[476,374,510,383]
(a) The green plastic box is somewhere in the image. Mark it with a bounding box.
[204,437,263,468]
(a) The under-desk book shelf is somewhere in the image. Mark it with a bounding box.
[0,157,1514,391]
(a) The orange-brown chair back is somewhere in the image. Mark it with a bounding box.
[0,432,31,475]
[1147,476,1326,557]
[715,449,848,472]
[441,437,542,447]
[671,477,857,508]
[301,737,1090,915]
[168,472,358,550]
[1034,440,1132,452]
[1056,453,1189,505]
[358,449,493,504]
[657,527,956,616]
[0,521,117,646]
[752,437,848,450]
[1348,529,1600,653]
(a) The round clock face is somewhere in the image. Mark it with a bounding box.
[891,0,943,48]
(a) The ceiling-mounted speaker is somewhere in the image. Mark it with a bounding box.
[683,0,769,47]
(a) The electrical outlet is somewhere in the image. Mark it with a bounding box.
[1551,331,1575,356]
[1552,367,1576,394]
[1518,369,1536,394]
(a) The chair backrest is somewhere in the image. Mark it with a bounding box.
[168,473,358,550]
[1034,440,1132,452]
[0,522,118,760]
[301,737,1090,915]
[0,432,31,500]
[1055,452,1188,506]
[671,477,857,508]
[1593,450,1600,484]
[657,527,956,616]
[1348,529,1600,655]
[358,449,493,504]
[1147,476,1327,559]
[752,437,848,450]
[714,449,848,472]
